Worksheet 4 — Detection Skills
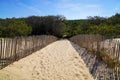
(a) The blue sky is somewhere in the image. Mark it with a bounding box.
[0,0,120,19]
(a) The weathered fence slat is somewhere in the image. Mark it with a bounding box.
[0,35,57,69]
[70,34,120,80]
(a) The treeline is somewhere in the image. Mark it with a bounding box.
[65,13,120,38]
[0,18,31,37]
[0,13,120,38]
[0,15,65,37]
[25,15,65,37]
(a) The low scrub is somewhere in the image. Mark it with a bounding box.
[70,34,120,70]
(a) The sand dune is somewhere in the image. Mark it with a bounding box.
[0,40,94,80]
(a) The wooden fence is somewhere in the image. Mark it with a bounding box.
[70,34,120,62]
[70,34,120,80]
[0,35,57,69]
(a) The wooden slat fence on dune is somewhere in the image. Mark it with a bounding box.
[70,34,120,80]
[0,35,57,69]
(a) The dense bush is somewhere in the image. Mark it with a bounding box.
[65,13,120,38]
[0,18,31,37]
[0,15,66,37]
[25,15,66,37]
[0,13,120,38]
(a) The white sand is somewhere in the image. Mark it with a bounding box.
[0,40,94,80]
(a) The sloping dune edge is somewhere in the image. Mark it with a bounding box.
[0,40,94,80]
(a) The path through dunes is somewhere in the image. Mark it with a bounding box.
[0,40,94,80]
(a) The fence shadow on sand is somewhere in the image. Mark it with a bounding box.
[69,34,120,80]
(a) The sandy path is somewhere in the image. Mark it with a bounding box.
[0,40,94,80]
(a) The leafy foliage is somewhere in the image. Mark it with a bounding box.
[25,15,66,37]
[0,18,31,37]
[64,13,120,38]
[0,13,120,38]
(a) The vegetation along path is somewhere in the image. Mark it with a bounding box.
[0,40,94,80]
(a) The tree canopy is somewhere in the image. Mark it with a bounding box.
[0,13,120,38]
[64,13,120,38]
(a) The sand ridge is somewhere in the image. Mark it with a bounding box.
[0,40,94,80]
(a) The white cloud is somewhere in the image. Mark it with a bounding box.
[14,0,103,19]
[113,4,120,14]
[16,1,42,14]
[55,0,102,19]
[114,7,119,11]
[84,4,100,8]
